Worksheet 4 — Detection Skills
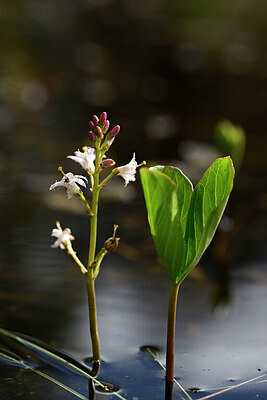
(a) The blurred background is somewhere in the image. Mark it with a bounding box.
[0,0,267,397]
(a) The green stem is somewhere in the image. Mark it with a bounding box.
[86,269,101,361]
[92,248,108,280]
[86,148,101,362]
[99,170,115,188]
[79,192,93,216]
[165,281,180,400]
[65,244,87,274]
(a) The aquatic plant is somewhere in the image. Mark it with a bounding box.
[214,120,246,171]
[140,157,235,399]
[50,112,145,365]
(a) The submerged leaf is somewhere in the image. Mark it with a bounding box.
[140,157,234,284]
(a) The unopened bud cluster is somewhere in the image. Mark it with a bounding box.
[88,111,120,151]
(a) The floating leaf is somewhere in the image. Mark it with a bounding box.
[140,157,234,284]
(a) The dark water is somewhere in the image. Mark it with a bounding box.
[1,0,267,399]
[1,249,267,400]
[0,190,267,399]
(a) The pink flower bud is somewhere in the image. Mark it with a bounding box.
[88,131,96,142]
[102,158,116,168]
[92,115,99,124]
[88,121,95,130]
[104,120,110,133]
[109,125,120,138]
[99,111,107,124]
[95,126,103,138]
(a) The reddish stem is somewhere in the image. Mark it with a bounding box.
[165,282,180,400]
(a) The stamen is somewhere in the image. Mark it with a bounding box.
[113,224,119,239]
[58,166,66,176]
[137,161,146,168]
[55,220,62,230]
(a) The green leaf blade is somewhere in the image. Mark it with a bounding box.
[150,166,193,235]
[140,168,185,283]
[141,157,234,286]
[181,157,234,281]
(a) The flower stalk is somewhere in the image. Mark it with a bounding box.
[50,111,144,366]
[86,147,101,362]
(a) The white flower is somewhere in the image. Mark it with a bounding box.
[67,147,96,173]
[51,224,74,249]
[116,153,137,186]
[49,172,88,199]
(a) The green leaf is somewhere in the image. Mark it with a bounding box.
[180,157,234,282]
[140,167,189,283]
[214,120,246,170]
[140,157,234,285]
[150,166,193,235]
